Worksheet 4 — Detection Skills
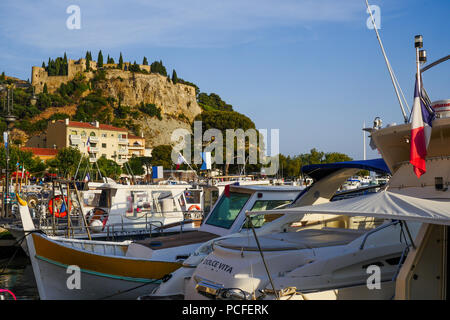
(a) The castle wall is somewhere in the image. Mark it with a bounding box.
[32,58,97,94]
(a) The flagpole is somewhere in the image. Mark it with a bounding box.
[415,35,422,96]
[178,152,199,179]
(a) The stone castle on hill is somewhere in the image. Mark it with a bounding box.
[31,58,151,94]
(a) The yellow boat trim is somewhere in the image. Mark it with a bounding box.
[32,234,182,280]
[16,194,27,206]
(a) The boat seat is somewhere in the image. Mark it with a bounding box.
[125,243,154,258]
[217,228,367,251]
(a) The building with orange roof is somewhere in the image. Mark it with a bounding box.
[43,118,130,163]
[127,133,146,157]
[20,147,58,161]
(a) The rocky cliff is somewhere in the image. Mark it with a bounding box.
[97,69,201,121]
[96,69,201,147]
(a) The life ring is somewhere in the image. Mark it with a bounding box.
[86,208,109,232]
[48,195,71,218]
[188,204,201,211]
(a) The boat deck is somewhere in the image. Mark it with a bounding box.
[136,231,217,250]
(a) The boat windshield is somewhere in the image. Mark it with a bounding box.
[205,192,251,229]
[242,200,292,228]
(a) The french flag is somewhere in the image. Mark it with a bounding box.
[409,79,435,178]
[176,153,185,170]
[86,137,91,153]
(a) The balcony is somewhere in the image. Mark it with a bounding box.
[118,148,128,155]
[88,136,99,143]
[69,135,81,144]
[89,147,99,153]
[118,138,129,145]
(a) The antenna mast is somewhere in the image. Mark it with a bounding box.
[365,0,409,123]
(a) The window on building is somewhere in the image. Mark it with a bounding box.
[81,131,86,137]
[71,130,78,135]
[101,133,107,138]
[90,132,96,136]
[102,154,106,158]
[102,143,106,148]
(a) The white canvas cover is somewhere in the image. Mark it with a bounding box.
[253,190,450,226]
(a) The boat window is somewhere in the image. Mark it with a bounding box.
[205,192,251,229]
[184,190,201,204]
[242,200,292,228]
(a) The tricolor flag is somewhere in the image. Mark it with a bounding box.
[410,79,435,178]
[84,173,90,182]
[176,153,185,170]
[86,137,91,153]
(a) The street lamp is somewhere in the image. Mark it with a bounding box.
[1,85,16,217]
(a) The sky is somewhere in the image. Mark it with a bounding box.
[0,0,449,160]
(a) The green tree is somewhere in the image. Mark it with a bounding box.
[43,83,48,94]
[85,51,91,71]
[118,52,123,69]
[97,50,104,68]
[142,56,148,65]
[125,156,145,175]
[172,69,178,84]
[107,55,115,64]
[150,145,173,169]
[51,147,82,178]
[194,110,257,175]
[150,60,167,76]
[97,156,122,179]
[198,92,233,111]
[323,152,352,164]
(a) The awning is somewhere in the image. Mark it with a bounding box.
[301,158,390,182]
[252,190,450,226]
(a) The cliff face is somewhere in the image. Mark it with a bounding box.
[93,69,201,148]
[97,70,201,121]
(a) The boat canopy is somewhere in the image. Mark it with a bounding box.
[252,190,450,226]
[301,158,390,182]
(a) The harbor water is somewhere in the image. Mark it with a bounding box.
[0,249,39,300]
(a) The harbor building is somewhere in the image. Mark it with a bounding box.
[45,118,130,164]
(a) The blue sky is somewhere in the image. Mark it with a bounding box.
[1,0,449,160]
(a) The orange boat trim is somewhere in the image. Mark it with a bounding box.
[32,234,182,280]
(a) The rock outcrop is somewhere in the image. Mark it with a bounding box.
[97,70,201,122]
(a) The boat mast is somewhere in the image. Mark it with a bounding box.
[363,121,366,160]
[365,0,409,123]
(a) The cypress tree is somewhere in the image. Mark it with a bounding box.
[55,58,61,75]
[97,50,104,68]
[42,62,45,68]
[143,56,148,65]
[118,52,123,69]
[172,69,178,84]
[43,83,48,94]
[85,51,91,71]
[63,52,68,75]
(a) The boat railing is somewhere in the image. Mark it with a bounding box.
[359,220,400,250]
